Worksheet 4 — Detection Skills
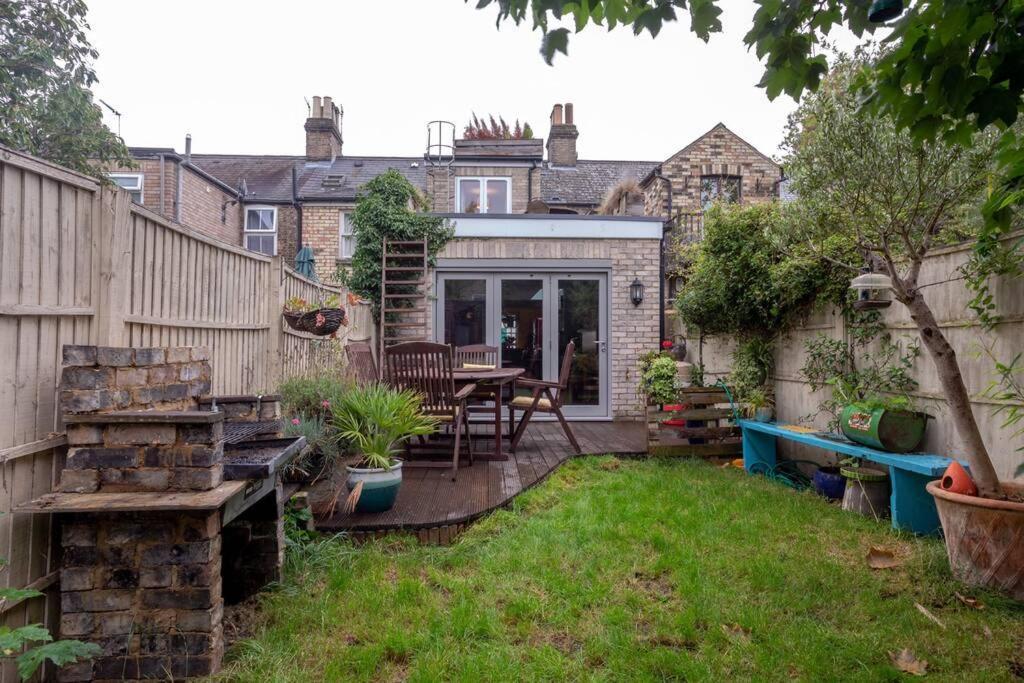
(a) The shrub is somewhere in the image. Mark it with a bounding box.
[639,352,679,406]
[331,385,438,469]
[279,373,353,421]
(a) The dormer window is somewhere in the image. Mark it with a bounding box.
[700,175,740,210]
[109,173,144,204]
[457,177,510,214]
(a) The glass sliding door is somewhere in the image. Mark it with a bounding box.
[435,271,610,419]
[556,276,604,412]
[499,277,544,381]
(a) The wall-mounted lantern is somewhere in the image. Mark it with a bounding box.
[630,278,645,307]
[849,270,893,310]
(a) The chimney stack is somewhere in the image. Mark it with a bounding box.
[305,95,344,161]
[546,102,578,167]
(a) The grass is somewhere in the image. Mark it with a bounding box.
[219,458,1024,682]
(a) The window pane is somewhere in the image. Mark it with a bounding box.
[111,175,140,190]
[459,179,481,213]
[129,191,143,204]
[700,177,718,211]
[246,210,261,230]
[720,177,740,203]
[443,279,486,347]
[485,180,508,214]
[558,279,599,406]
[259,209,274,230]
[246,209,275,231]
[245,234,275,256]
[339,214,355,259]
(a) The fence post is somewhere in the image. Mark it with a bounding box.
[265,256,284,390]
[93,188,131,346]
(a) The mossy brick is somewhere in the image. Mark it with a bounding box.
[141,446,174,468]
[99,633,131,657]
[99,467,171,491]
[190,378,213,397]
[259,401,282,420]
[175,604,222,631]
[174,444,223,468]
[61,389,114,413]
[170,632,216,656]
[62,345,97,366]
[177,561,219,587]
[61,589,133,613]
[139,566,173,588]
[66,424,103,445]
[104,568,139,589]
[105,424,176,445]
[99,545,134,567]
[60,567,96,592]
[141,587,216,609]
[62,366,115,391]
[115,366,148,387]
[106,520,174,545]
[141,541,216,566]
[133,348,166,366]
[62,523,97,547]
[139,633,169,655]
[221,401,257,420]
[162,383,191,402]
[166,347,191,363]
[147,364,178,384]
[170,464,223,491]
[62,545,99,567]
[172,654,220,679]
[56,660,94,683]
[190,347,210,361]
[180,512,220,542]
[60,611,95,637]
[180,362,204,381]
[66,447,139,469]
[58,469,99,493]
[96,347,134,366]
[176,422,223,445]
[96,612,136,636]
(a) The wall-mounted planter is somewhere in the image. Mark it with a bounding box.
[839,405,927,453]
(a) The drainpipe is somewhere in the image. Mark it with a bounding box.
[292,164,302,252]
[158,154,166,216]
[176,134,191,223]
[652,166,673,347]
[527,160,537,205]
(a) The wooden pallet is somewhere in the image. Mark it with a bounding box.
[647,386,742,458]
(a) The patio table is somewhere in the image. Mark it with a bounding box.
[453,366,524,461]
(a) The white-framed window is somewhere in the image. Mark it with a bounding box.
[457,177,510,214]
[244,206,277,256]
[109,173,144,204]
[338,211,355,260]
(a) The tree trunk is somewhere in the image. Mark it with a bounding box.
[903,292,1002,497]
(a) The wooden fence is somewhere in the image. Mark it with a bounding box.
[0,145,347,679]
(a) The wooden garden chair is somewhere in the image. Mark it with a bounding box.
[345,340,379,386]
[455,344,511,425]
[384,341,475,480]
[509,340,581,455]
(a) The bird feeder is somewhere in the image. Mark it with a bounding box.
[849,271,893,310]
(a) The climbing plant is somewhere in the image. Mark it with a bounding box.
[340,170,453,317]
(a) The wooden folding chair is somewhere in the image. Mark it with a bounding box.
[345,341,379,386]
[384,341,476,480]
[509,340,581,454]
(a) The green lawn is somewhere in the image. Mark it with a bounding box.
[219,458,1023,682]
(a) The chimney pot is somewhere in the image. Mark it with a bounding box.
[305,95,343,161]
[551,104,563,126]
[312,96,322,118]
[564,103,574,125]
[323,96,333,118]
[185,133,192,161]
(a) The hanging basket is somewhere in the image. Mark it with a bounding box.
[282,310,306,331]
[299,307,346,336]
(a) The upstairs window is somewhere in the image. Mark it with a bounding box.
[244,206,277,256]
[457,177,510,214]
[700,175,740,210]
[109,173,144,204]
[338,212,355,260]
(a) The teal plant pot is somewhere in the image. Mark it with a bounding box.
[839,405,927,453]
[753,407,773,423]
[346,461,402,513]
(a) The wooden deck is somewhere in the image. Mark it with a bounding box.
[316,421,646,540]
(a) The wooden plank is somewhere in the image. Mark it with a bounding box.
[14,481,246,513]
[0,434,66,465]
[0,304,94,317]
[656,426,740,439]
[0,569,58,616]
[122,313,270,330]
[660,408,735,421]
[650,442,743,457]
[0,146,100,192]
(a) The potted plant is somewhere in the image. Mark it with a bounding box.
[742,387,774,423]
[300,293,347,336]
[812,465,846,501]
[283,296,312,331]
[332,384,437,513]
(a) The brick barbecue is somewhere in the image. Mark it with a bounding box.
[17,345,303,682]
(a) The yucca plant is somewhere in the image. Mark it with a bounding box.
[331,385,437,469]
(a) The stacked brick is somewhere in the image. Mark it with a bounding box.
[59,412,225,494]
[61,345,212,414]
[57,511,223,681]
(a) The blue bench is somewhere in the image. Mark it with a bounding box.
[739,419,968,535]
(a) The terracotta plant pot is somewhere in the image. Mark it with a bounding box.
[927,480,1024,601]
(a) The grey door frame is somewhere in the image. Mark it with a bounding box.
[434,265,611,420]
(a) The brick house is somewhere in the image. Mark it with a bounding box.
[113,96,780,420]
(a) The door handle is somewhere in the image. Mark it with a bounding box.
[596,340,607,353]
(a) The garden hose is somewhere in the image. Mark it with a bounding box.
[747,459,818,491]
[715,379,742,422]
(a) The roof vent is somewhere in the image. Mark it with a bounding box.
[321,174,344,189]
[410,161,419,168]
[353,160,363,167]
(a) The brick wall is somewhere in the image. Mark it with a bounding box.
[301,204,351,282]
[433,237,660,419]
[107,158,176,220]
[276,205,299,265]
[178,166,243,245]
[643,123,781,216]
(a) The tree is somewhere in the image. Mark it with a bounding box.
[781,53,1005,496]
[341,170,453,316]
[473,1,1024,319]
[0,0,132,177]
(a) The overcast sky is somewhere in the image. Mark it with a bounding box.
[86,1,861,162]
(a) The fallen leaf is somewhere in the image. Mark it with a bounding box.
[889,649,928,676]
[721,623,751,643]
[983,625,993,638]
[915,602,946,630]
[954,592,985,610]
[867,546,902,570]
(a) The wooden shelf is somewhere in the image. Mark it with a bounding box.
[14,481,246,514]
